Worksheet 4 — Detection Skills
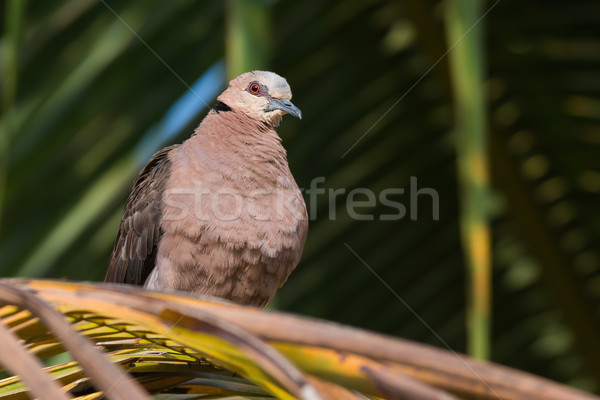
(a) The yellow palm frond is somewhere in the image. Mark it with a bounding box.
[0,279,596,400]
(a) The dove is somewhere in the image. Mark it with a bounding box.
[105,71,307,307]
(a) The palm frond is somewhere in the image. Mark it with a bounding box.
[0,279,596,400]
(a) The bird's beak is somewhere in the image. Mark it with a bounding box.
[265,98,302,119]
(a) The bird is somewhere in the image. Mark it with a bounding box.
[104,71,308,307]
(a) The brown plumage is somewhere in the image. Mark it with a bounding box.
[105,71,308,307]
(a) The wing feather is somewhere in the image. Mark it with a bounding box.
[104,145,178,285]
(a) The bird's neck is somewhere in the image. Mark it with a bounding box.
[188,107,289,171]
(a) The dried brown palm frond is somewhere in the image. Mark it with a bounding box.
[0,279,597,400]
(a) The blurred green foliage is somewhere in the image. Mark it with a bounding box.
[1,0,600,394]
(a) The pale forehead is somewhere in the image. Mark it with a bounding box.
[231,71,292,98]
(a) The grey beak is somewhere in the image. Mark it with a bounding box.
[265,98,302,119]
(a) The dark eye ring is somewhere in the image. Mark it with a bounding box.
[248,82,261,95]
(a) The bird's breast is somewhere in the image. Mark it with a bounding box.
[159,141,307,268]
[154,147,307,305]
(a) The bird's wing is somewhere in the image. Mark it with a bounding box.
[104,145,178,285]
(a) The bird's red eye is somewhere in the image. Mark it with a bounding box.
[249,83,261,94]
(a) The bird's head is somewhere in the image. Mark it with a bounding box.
[217,71,302,127]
